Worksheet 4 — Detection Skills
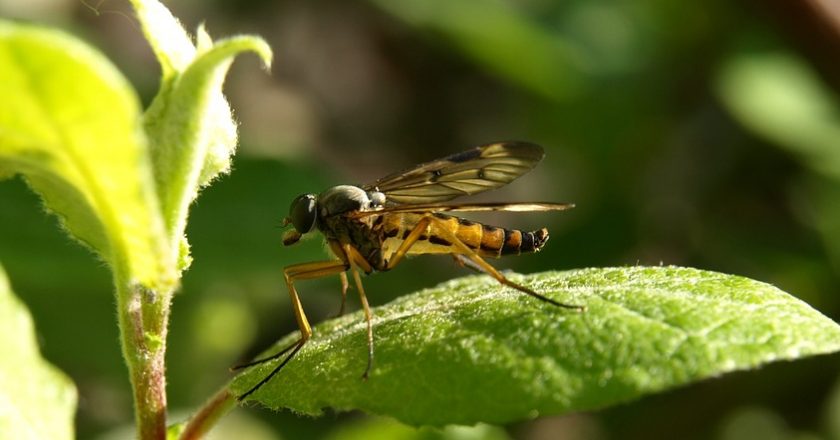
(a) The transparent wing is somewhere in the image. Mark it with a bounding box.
[363,142,545,204]
[347,202,574,218]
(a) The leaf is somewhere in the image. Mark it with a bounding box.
[132,0,272,270]
[324,418,510,440]
[129,0,196,78]
[0,20,172,288]
[716,52,840,275]
[716,51,840,181]
[370,0,584,101]
[807,180,840,275]
[716,407,807,440]
[232,266,840,426]
[0,264,76,440]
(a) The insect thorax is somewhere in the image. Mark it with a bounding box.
[317,185,383,217]
[316,185,387,271]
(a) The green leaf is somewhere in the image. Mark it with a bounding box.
[129,0,197,78]
[716,52,840,180]
[370,0,584,101]
[325,418,510,440]
[132,0,272,270]
[232,266,840,426]
[0,264,76,440]
[806,180,840,276]
[0,20,172,288]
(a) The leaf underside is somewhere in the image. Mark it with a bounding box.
[0,20,168,287]
[232,266,840,426]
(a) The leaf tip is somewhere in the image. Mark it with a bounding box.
[230,35,274,71]
[196,22,213,53]
[249,37,273,71]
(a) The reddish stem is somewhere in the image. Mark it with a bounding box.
[179,387,237,440]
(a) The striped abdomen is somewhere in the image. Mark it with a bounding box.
[378,213,549,263]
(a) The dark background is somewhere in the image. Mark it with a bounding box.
[2,0,840,438]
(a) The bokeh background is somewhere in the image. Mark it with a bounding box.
[2,0,840,439]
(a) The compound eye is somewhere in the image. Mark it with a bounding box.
[289,194,317,233]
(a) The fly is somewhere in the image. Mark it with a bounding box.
[234,141,584,401]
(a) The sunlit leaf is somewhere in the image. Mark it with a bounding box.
[233,267,840,426]
[131,0,272,270]
[0,20,171,287]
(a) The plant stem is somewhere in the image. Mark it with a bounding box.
[117,280,173,440]
[179,387,237,440]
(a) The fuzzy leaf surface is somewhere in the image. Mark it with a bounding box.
[233,266,840,425]
[0,20,170,287]
[132,0,271,271]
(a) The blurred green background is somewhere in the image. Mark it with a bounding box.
[2,0,840,438]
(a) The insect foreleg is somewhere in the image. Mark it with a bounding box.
[235,259,349,401]
[284,260,351,338]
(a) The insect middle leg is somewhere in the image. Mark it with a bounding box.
[389,216,584,311]
[341,244,376,379]
[452,254,483,273]
[333,271,349,318]
[234,259,349,401]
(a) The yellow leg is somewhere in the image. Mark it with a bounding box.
[386,216,432,270]
[353,267,375,379]
[284,260,351,338]
[343,244,374,273]
[342,244,376,379]
[235,259,349,401]
[453,254,482,272]
[335,271,349,317]
[390,216,584,311]
[432,218,584,311]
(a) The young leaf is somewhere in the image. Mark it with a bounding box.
[0,20,171,288]
[232,266,840,426]
[129,0,196,78]
[0,265,76,440]
[132,0,272,271]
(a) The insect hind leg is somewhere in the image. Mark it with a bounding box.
[431,218,584,311]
